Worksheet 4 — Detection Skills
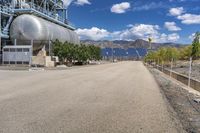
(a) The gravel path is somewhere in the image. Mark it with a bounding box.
[0,62,184,133]
[151,68,200,133]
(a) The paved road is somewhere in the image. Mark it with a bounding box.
[0,62,183,133]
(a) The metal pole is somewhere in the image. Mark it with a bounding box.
[14,39,17,46]
[0,12,1,64]
[170,58,173,77]
[112,42,114,62]
[29,40,33,67]
[49,40,50,56]
[188,57,192,87]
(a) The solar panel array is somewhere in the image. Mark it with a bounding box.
[101,48,147,58]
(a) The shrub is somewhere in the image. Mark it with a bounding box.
[52,40,101,65]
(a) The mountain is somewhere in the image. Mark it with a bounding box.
[81,39,186,49]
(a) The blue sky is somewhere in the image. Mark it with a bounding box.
[65,0,200,44]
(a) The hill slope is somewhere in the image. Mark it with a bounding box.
[81,39,186,49]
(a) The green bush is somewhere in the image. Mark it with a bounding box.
[52,40,101,65]
[179,46,192,60]
[191,32,200,60]
[144,47,180,65]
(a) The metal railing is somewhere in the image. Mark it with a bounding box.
[146,62,200,92]
[0,5,12,15]
[14,2,67,24]
[0,3,75,30]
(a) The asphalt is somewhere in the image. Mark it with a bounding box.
[0,61,184,133]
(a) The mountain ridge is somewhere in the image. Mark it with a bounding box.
[81,39,187,49]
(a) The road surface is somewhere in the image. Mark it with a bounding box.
[0,62,184,133]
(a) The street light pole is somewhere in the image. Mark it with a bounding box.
[111,41,114,62]
[0,12,2,63]
[0,12,1,48]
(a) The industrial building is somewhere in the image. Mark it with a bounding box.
[0,0,80,66]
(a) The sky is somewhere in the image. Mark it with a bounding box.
[64,0,200,44]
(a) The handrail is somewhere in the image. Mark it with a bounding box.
[0,5,12,14]
[14,2,68,25]
[0,4,73,28]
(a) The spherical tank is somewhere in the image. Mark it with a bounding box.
[10,14,80,50]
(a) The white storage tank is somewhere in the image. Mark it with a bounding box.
[10,14,80,51]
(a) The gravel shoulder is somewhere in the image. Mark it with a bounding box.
[150,68,200,133]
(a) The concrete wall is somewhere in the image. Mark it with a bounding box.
[150,64,200,92]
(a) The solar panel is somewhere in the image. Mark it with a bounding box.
[101,48,147,57]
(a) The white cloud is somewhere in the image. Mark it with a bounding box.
[115,24,180,42]
[111,2,131,14]
[76,24,180,42]
[167,33,180,42]
[164,22,181,31]
[169,7,184,16]
[133,2,167,11]
[63,0,74,7]
[189,33,195,40]
[75,27,110,40]
[116,24,160,40]
[127,24,134,28]
[155,33,180,42]
[75,0,91,5]
[169,7,200,25]
[62,0,90,7]
[177,13,200,24]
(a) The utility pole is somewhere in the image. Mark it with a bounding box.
[170,58,173,77]
[148,37,152,50]
[0,12,2,63]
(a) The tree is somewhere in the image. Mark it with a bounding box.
[52,41,101,65]
[144,47,179,66]
[179,46,192,60]
[157,48,167,64]
[148,38,152,49]
[144,51,158,63]
[165,47,179,62]
[76,44,90,63]
[52,39,65,63]
[191,32,200,60]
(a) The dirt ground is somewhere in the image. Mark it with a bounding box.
[150,68,200,133]
[171,60,200,81]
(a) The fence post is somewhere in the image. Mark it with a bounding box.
[14,39,17,46]
[162,62,164,72]
[29,40,33,67]
[170,58,173,77]
[188,57,192,87]
[157,59,159,69]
